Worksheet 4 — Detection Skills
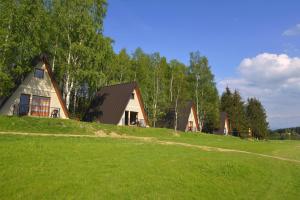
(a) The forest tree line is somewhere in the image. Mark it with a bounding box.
[0,0,268,137]
[269,127,300,140]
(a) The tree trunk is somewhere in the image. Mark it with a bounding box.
[199,89,204,132]
[73,87,78,114]
[64,73,73,110]
[154,76,159,127]
[63,32,73,110]
[170,73,173,102]
[195,77,199,131]
[174,87,180,132]
[64,40,73,110]
[3,15,12,62]
[52,39,58,71]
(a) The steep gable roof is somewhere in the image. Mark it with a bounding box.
[0,54,69,118]
[177,101,199,131]
[159,101,199,132]
[84,82,148,125]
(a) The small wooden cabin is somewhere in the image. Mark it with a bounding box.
[84,82,149,127]
[0,55,69,119]
[216,112,230,135]
[160,101,199,132]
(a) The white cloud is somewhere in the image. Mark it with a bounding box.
[219,53,300,129]
[283,23,300,36]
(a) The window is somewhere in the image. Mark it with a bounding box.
[131,93,135,99]
[34,68,44,79]
[31,96,50,117]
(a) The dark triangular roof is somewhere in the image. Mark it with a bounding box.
[159,101,199,132]
[84,82,148,125]
[177,101,199,131]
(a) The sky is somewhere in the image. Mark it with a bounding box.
[103,0,300,129]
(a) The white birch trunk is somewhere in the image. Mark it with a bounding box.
[52,40,58,72]
[174,87,180,132]
[64,39,72,110]
[153,75,159,127]
[73,87,77,113]
[3,16,12,62]
[170,73,173,102]
[64,73,73,110]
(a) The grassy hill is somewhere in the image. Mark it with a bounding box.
[0,116,300,199]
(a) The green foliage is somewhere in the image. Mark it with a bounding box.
[246,98,269,139]
[0,0,48,86]
[220,88,249,137]
[0,0,114,118]
[0,70,14,96]
[221,88,269,139]
[189,51,220,132]
[231,90,249,137]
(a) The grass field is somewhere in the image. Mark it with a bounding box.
[0,116,300,199]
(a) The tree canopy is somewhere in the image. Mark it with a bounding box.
[0,1,268,136]
[220,87,269,138]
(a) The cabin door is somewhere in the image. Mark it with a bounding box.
[188,121,193,131]
[125,111,129,125]
[19,94,30,116]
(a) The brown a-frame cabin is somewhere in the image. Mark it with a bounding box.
[84,82,149,127]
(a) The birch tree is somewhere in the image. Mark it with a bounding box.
[189,51,220,132]
[170,60,187,131]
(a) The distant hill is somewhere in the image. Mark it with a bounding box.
[270,127,300,140]
[273,127,300,134]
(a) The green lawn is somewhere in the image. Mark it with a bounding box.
[1,116,300,160]
[0,116,300,199]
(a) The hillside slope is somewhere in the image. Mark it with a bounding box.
[0,116,300,199]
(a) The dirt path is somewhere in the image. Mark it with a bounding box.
[1,131,300,164]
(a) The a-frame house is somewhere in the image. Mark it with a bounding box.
[0,55,69,119]
[84,82,149,127]
[215,112,230,135]
[160,101,200,132]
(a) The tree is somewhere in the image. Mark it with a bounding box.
[220,88,249,137]
[189,51,219,132]
[220,87,234,132]
[150,53,169,127]
[111,49,132,83]
[0,0,50,94]
[0,71,13,96]
[232,90,249,137]
[170,60,187,131]
[246,98,269,139]
[49,0,111,110]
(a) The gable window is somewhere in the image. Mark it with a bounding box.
[131,93,135,99]
[34,68,44,79]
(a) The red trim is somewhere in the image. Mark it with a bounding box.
[44,63,69,118]
[134,86,149,126]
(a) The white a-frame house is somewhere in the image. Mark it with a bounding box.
[0,55,69,119]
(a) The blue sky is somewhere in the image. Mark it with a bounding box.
[103,0,300,129]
